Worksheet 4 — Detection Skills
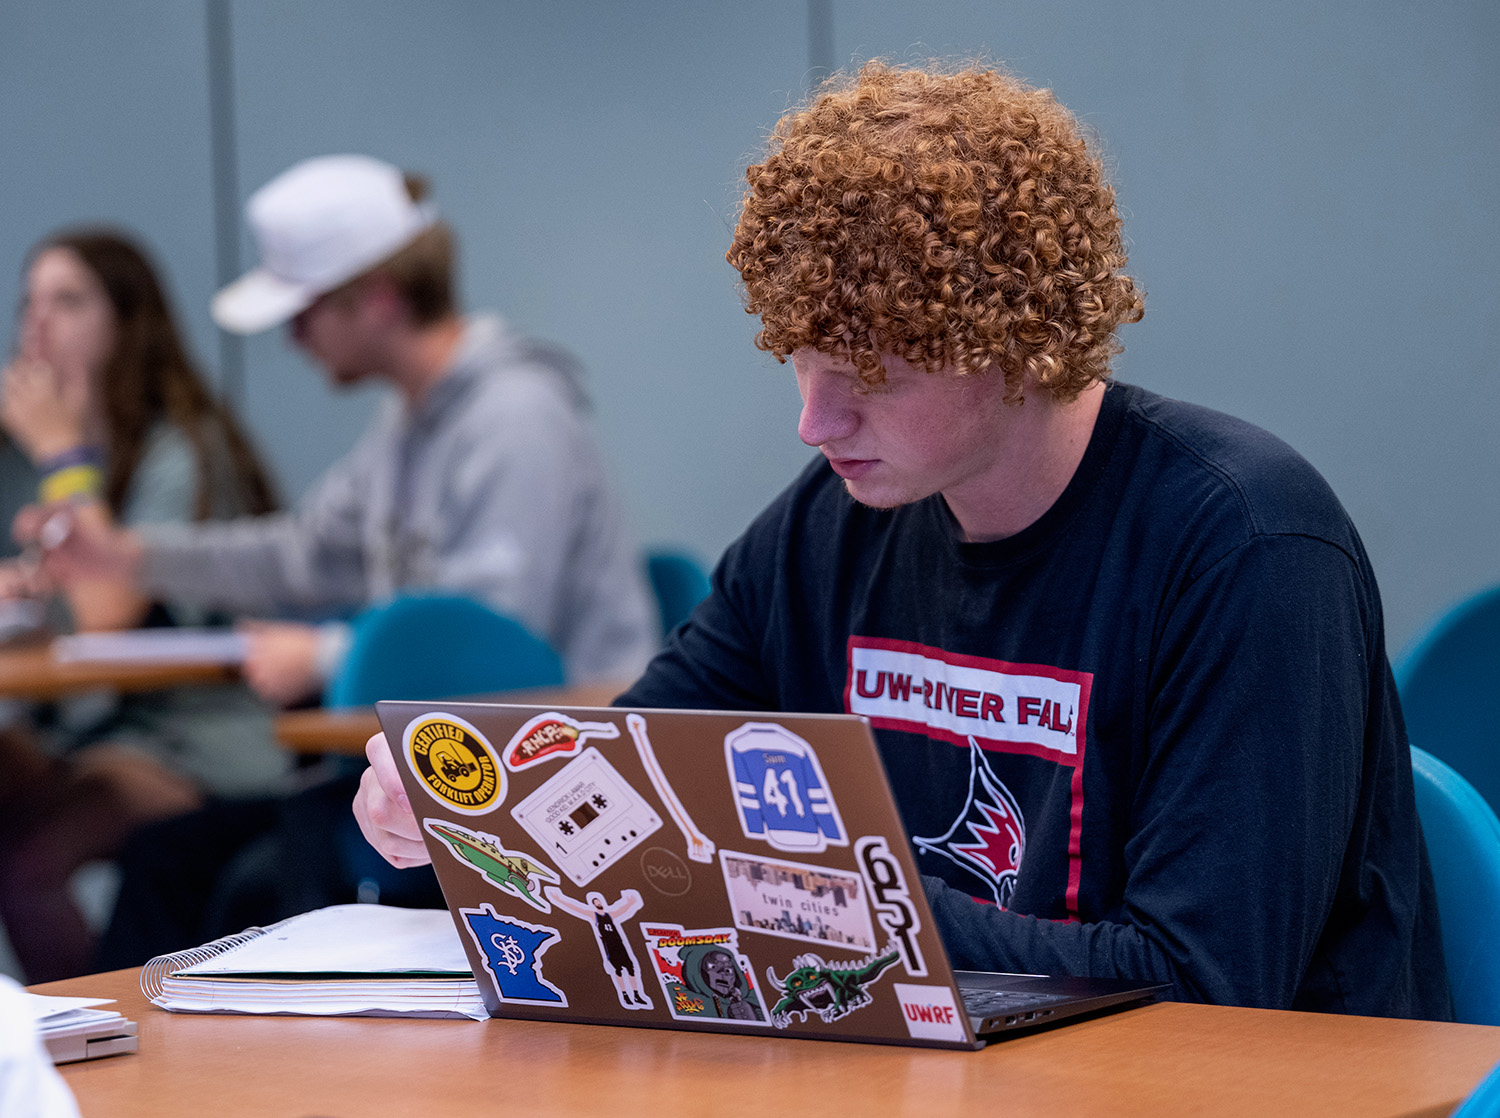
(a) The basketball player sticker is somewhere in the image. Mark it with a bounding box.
[404,713,504,812]
[460,904,568,1007]
[545,887,653,1010]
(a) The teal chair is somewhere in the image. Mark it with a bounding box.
[1454,1059,1500,1118]
[325,592,564,905]
[325,591,564,708]
[1395,585,1500,815]
[645,549,711,639]
[1410,745,1500,1026]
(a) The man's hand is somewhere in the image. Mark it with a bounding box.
[353,732,430,868]
[239,620,326,708]
[13,500,144,584]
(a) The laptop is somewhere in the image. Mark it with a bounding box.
[375,701,1168,1049]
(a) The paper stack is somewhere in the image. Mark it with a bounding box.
[142,904,486,1020]
[27,994,139,1063]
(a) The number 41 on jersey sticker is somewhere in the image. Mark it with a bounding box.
[724,722,846,854]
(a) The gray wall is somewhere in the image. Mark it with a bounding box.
[1,0,1496,655]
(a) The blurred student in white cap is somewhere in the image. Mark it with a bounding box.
[23,154,657,699]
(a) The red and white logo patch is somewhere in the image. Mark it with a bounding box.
[845,638,1089,761]
[893,983,968,1043]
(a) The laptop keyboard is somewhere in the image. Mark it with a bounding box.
[958,987,1068,1022]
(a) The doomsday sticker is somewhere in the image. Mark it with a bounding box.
[511,747,661,886]
[641,923,768,1026]
[404,713,504,812]
[764,943,902,1028]
[426,819,559,912]
[503,712,620,772]
[460,903,567,1006]
[544,887,653,1010]
[725,722,846,853]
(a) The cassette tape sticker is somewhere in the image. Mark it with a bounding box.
[511,747,662,886]
[719,849,876,951]
[425,819,559,913]
[404,713,504,813]
[764,942,902,1029]
[460,903,567,1006]
[642,923,769,1026]
[545,887,653,1010]
[504,712,620,772]
[725,722,846,853]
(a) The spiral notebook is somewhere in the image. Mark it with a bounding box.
[141,903,487,1019]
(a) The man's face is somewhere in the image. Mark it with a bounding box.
[794,348,1013,515]
[702,950,737,996]
[288,285,381,387]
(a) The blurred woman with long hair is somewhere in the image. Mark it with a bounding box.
[0,228,285,981]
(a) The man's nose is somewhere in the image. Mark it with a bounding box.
[797,373,857,447]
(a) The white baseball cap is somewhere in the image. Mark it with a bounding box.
[211,154,437,334]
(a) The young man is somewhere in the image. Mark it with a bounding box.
[355,65,1450,1017]
[27,154,656,700]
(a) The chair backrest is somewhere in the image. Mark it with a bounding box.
[1395,584,1500,815]
[645,549,711,639]
[1455,1058,1500,1118]
[1410,745,1500,1026]
[324,592,564,709]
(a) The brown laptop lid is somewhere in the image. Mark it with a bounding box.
[376,701,980,1049]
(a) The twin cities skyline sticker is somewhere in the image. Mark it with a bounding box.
[405,713,505,812]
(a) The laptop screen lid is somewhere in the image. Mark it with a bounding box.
[375,701,1164,1049]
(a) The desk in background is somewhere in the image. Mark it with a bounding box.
[37,968,1500,1118]
[273,679,629,756]
[0,641,238,701]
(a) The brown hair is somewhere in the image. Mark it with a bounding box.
[328,172,459,326]
[35,229,278,518]
[727,61,1144,400]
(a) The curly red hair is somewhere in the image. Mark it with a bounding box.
[727,62,1144,399]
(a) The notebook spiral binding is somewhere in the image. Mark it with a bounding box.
[139,920,288,1001]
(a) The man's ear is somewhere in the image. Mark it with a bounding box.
[357,274,409,329]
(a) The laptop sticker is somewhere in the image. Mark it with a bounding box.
[511,747,663,886]
[426,819,560,913]
[641,923,769,1026]
[503,711,620,772]
[403,713,505,813]
[627,714,716,864]
[460,904,568,1006]
[892,984,968,1043]
[725,722,847,853]
[544,887,653,1010]
[719,849,876,952]
[764,943,902,1028]
[855,835,928,977]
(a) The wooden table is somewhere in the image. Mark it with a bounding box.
[0,641,238,701]
[273,680,631,755]
[36,969,1500,1118]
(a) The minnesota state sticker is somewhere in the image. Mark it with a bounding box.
[404,713,505,812]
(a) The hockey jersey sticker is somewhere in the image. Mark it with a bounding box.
[725,722,847,853]
[845,637,1092,761]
